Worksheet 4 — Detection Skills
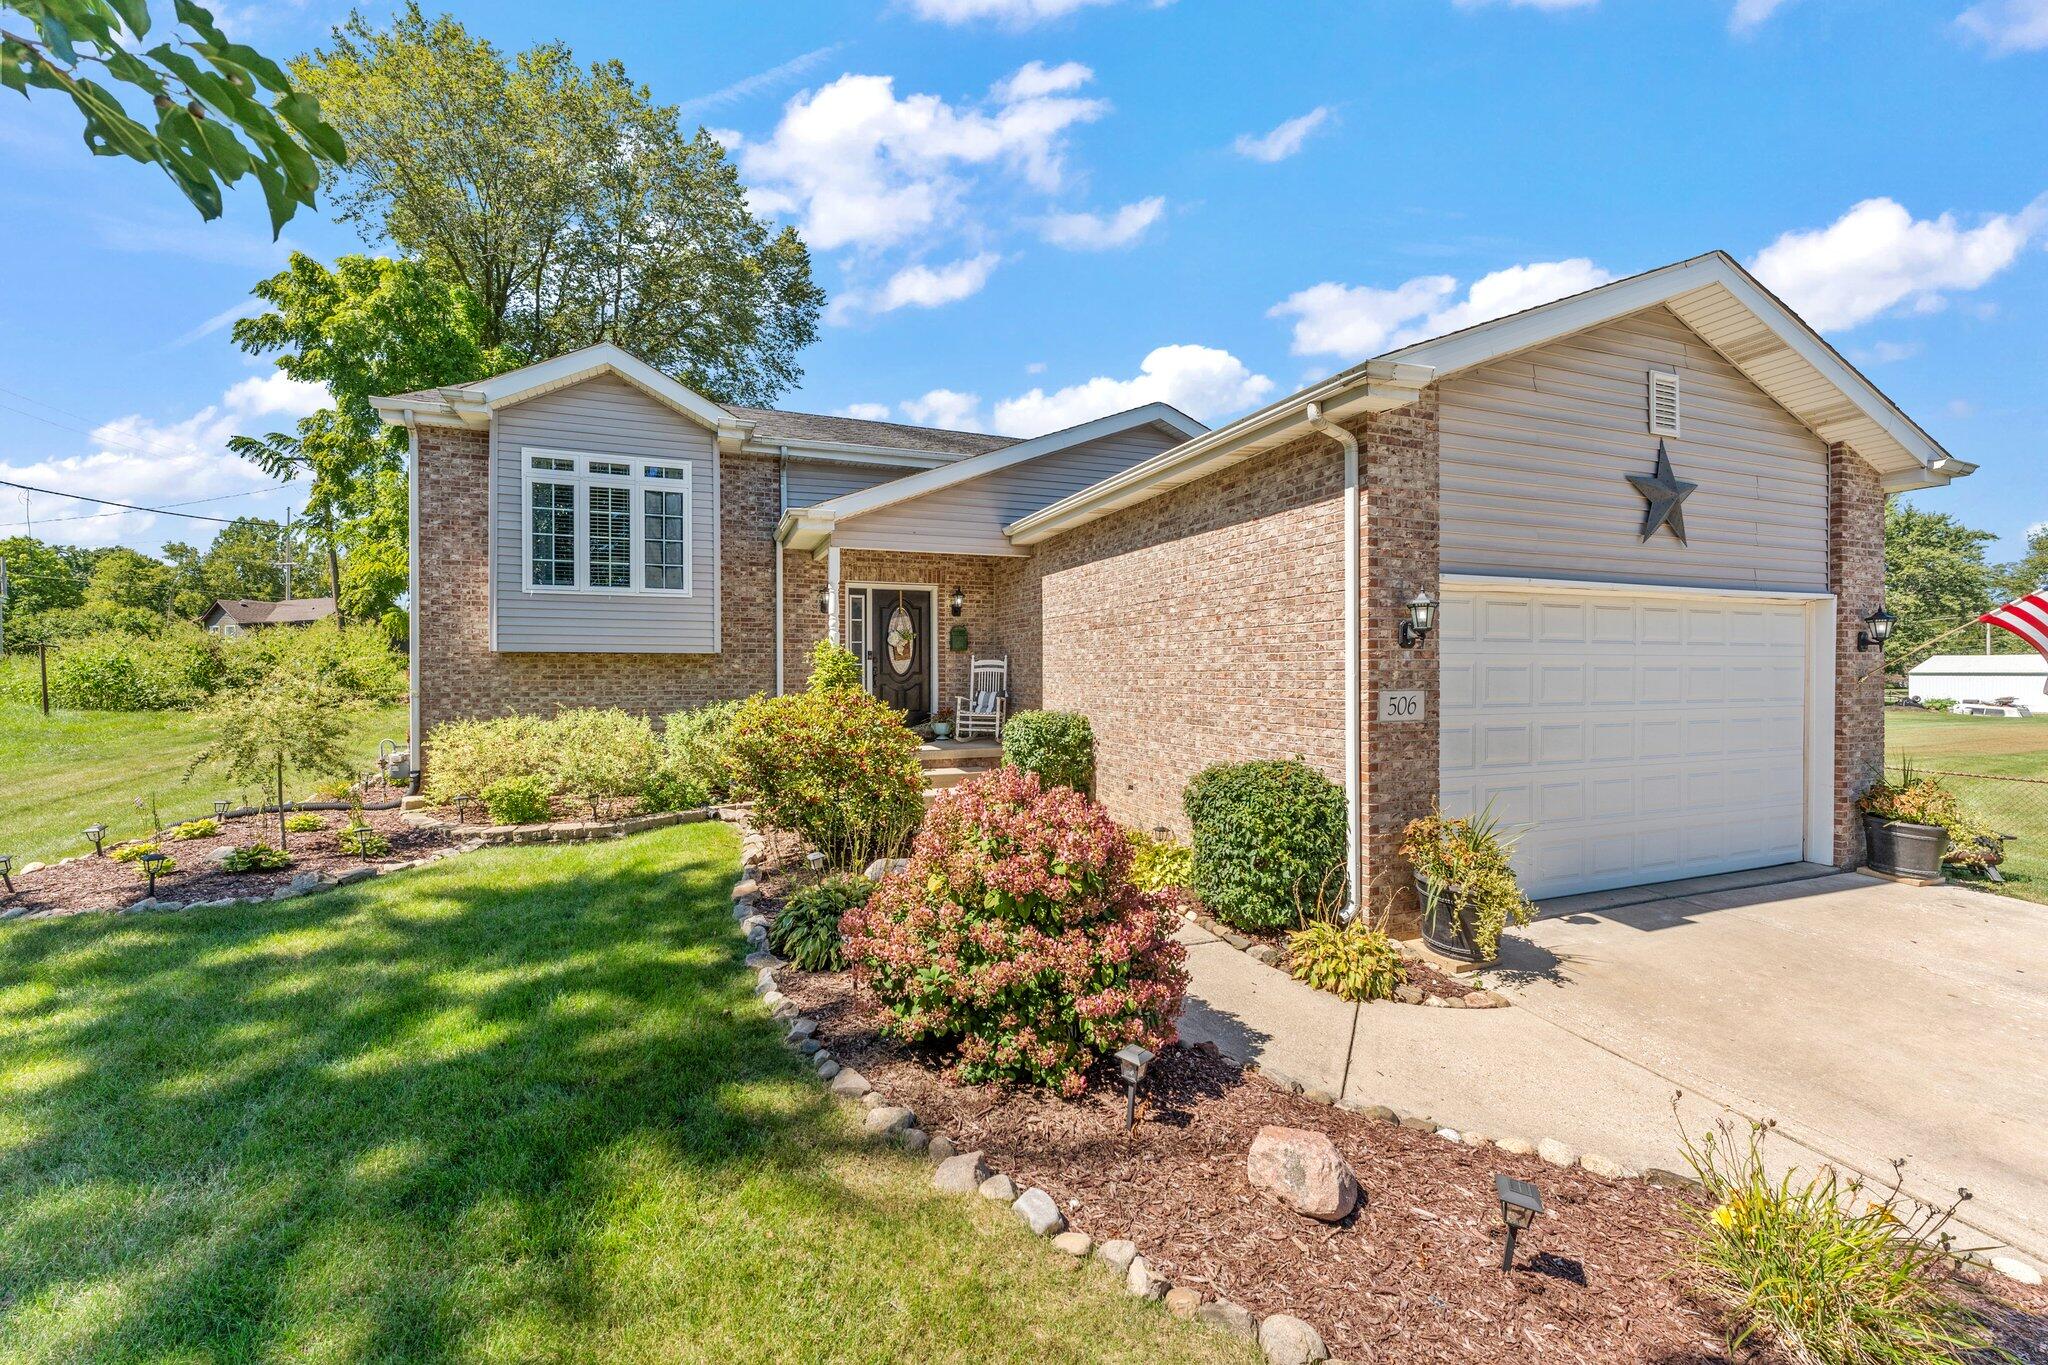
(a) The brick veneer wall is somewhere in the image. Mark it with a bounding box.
[412,424,778,744]
[1829,442,1887,868]
[781,548,1000,708]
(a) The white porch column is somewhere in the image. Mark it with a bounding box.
[826,545,841,645]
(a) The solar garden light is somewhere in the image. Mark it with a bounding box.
[806,850,827,874]
[213,799,231,821]
[1400,592,1439,648]
[0,854,13,894]
[1115,1044,1155,1131]
[1495,1174,1543,1271]
[139,851,169,897]
[452,794,475,824]
[1858,604,1897,653]
[85,822,108,856]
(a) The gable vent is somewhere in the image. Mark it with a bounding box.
[1648,368,1682,437]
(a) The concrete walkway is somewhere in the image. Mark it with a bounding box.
[1172,870,2048,1267]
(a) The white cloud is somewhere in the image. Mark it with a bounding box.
[1232,107,1331,163]
[173,297,268,348]
[0,373,327,548]
[1039,196,1165,250]
[1729,0,1793,30]
[989,344,1272,436]
[1955,0,2048,52]
[900,389,987,431]
[1948,399,1979,420]
[903,0,1133,25]
[676,44,843,117]
[737,65,1107,250]
[830,253,1002,321]
[1270,258,1613,359]
[1851,340,1923,365]
[1749,195,2047,331]
[836,402,895,421]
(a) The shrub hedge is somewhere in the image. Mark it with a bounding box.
[1183,759,1348,932]
[1000,710,1095,793]
[0,622,404,712]
[661,699,744,800]
[723,688,924,870]
[480,775,553,825]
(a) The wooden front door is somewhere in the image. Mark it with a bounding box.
[865,588,932,724]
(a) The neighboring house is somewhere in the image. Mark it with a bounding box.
[1908,654,2047,706]
[371,251,1973,926]
[202,596,337,635]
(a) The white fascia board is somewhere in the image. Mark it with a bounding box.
[473,343,735,432]
[747,439,953,471]
[805,403,1208,527]
[777,511,835,551]
[1005,364,1432,545]
[1440,572,1834,603]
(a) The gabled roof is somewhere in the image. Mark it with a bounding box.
[777,403,1209,552]
[724,406,1013,459]
[1008,252,1971,546]
[204,596,335,626]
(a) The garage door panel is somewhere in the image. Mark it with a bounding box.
[1441,586,1811,899]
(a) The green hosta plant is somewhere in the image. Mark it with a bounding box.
[167,818,219,841]
[1681,1116,1992,1365]
[336,823,390,858]
[768,875,873,972]
[111,841,162,863]
[131,854,178,878]
[1287,919,1406,1002]
[283,812,325,833]
[221,842,291,873]
[1399,803,1534,961]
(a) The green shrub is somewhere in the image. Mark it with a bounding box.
[481,775,553,825]
[1001,710,1094,793]
[1680,1118,1991,1364]
[221,843,292,873]
[723,688,924,870]
[637,769,709,814]
[0,620,403,713]
[167,818,219,841]
[1127,830,1194,891]
[215,623,405,703]
[283,812,326,834]
[1287,920,1405,1002]
[806,639,862,693]
[11,630,217,710]
[1858,765,2003,873]
[422,715,557,805]
[548,708,661,803]
[769,875,873,972]
[661,699,745,799]
[1400,804,1536,961]
[842,768,1189,1095]
[1922,697,1957,713]
[110,841,162,863]
[336,823,391,858]
[1183,759,1348,932]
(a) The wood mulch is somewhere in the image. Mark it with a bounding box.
[0,806,455,919]
[780,967,2048,1363]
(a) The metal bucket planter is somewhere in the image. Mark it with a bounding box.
[1415,873,1493,965]
[1863,813,1946,880]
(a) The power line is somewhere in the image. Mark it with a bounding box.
[0,392,224,465]
[0,476,246,525]
[0,485,276,530]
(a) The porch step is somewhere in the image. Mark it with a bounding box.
[923,766,977,791]
[917,739,1001,769]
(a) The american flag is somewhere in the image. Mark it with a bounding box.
[1981,590,2048,658]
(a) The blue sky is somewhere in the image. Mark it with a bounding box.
[1,0,2043,561]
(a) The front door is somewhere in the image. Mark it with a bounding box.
[862,588,933,724]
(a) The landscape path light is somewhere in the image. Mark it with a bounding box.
[139,851,169,898]
[213,799,231,822]
[85,823,108,856]
[1115,1044,1155,1132]
[0,854,12,893]
[1495,1173,1543,1271]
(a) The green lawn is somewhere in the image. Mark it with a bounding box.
[0,701,410,865]
[1885,708,2048,903]
[0,823,1252,1364]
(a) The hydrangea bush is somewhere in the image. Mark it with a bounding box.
[841,767,1189,1095]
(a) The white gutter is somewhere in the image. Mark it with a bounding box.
[775,449,788,696]
[1305,402,1363,921]
[402,408,422,787]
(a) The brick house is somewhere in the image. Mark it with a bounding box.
[371,251,1972,927]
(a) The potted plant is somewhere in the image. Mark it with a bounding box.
[1857,762,1996,880]
[1399,804,1535,964]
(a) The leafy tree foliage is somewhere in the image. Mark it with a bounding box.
[0,535,87,617]
[1883,503,2003,664]
[0,1,344,230]
[84,546,174,614]
[294,5,823,403]
[2004,523,2048,600]
[189,672,355,847]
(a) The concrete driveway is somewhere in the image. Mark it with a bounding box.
[1171,867,2048,1268]
[1492,869,2048,1261]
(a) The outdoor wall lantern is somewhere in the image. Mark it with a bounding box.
[1115,1044,1155,1131]
[85,823,108,856]
[1858,605,1897,653]
[139,851,169,897]
[1400,592,1439,648]
[817,590,831,615]
[213,799,231,821]
[1495,1173,1543,1271]
[950,588,964,617]
[0,854,13,894]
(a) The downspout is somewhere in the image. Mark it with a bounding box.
[1306,402,1362,920]
[775,447,788,696]
[402,408,423,794]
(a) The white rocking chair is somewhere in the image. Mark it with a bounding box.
[953,657,1008,740]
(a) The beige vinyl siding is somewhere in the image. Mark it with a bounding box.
[1439,305,1829,591]
[785,459,904,509]
[491,374,720,653]
[832,425,1185,557]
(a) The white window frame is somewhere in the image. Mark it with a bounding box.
[520,446,694,597]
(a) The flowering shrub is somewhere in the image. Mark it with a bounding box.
[841,767,1189,1095]
[723,688,924,870]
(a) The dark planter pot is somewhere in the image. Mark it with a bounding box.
[1863,813,1947,880]
[1414,873,1494,964]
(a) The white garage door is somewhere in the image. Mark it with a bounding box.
[1439,586,1811,900]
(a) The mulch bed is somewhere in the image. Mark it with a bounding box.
[780,967,2048,1363]
[1,806,456,919]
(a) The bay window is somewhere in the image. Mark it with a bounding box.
[522,448,692,594]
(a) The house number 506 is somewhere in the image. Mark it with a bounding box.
[1378,689,1426,722]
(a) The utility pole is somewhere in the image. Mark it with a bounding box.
[274,506,296,600]
[0,554,10,650]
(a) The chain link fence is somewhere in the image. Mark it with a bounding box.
[1886,762,2048,904]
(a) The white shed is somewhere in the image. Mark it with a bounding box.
[1906,654,2048,706]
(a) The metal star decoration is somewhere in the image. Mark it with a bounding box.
[1627,440,1697,544]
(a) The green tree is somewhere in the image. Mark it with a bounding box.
[2004,524,2048,599]
[83,546,174,614]
[195,517,319,603]
[0,536,87,618]
[189,673,354,848]
[1884,502,2002,665]
[0,1,344,230]
[229,252,492,626]
[294,5,822,402]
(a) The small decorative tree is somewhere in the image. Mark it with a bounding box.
[188,674,354,849]
[807,638,862,693]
